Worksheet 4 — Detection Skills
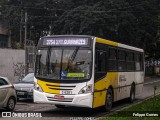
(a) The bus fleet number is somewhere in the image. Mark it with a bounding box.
[62,90,72,95]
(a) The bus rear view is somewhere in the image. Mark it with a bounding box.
[34,35,94,108]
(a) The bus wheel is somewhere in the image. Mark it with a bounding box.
[55,104,65,108]
[129,84,135,103]
[104,88,113,111]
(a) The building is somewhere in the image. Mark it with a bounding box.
[0,20,10,48]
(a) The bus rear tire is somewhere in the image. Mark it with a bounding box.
[128,84,135,103]
[55,104,65,108]
[103,88,113,112]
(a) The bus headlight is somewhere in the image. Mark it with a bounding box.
[34,82,43,92]
[78,84,92,94]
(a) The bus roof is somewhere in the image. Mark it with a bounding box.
[118,43,143,52]
[96,37,143,52]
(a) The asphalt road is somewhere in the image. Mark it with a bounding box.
[1,77,160,120]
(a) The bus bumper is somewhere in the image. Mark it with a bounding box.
[33,90,93,108]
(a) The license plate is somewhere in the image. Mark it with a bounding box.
[54,95,64,100]
[61,90,72,95]
[17,92,25,95]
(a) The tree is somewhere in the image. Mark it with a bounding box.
[0,0,160,60]
[53,0,160,59]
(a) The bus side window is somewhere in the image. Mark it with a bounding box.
[95,49,106,72]
[108,48,117,71]
[135,54,142,71]
[126,52,135,71]
[118,50,126,71]
[139,54,144,71]
[141,54,144,71]
[95,48,107,80]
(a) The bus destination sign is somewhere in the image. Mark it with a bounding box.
[43,38,88,46]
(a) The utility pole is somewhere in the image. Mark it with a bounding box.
[24,11,28,75]
[20,1,23,47]
[20,10,22,47]
[8,23,11,48]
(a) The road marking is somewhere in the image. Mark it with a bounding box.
[144,80,160,85]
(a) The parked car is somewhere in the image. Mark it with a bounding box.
[0,76,17,111]
[14,73,34,100]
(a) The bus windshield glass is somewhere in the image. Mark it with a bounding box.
[35,47,92,80]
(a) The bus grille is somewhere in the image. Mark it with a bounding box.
[47,97,73,102]
[46,84,76,90]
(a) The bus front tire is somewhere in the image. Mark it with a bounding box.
[103,88,113,112]
[55,104,65,108]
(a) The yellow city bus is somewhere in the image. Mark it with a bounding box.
[33,35,144,111]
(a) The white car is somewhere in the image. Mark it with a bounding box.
[14,73,34,100]
[0,76,17,111]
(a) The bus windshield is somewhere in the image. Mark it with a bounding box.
[35,47,92,80]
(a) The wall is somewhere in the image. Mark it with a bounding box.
[0,48,25,83]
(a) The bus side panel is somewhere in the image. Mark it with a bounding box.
[107,72,118,102]
[135,72,144,95]
[93,77,107,108]
[117,72,135,101]
[93,72,118,108]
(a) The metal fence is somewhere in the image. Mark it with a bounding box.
[26,39,36,73]
[145,60,160,76]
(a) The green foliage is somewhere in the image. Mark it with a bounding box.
[53,0,160,54]
[100,94,160,120]
[0,0,160,58]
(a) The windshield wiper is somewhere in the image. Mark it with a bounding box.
[66,47,79,72]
